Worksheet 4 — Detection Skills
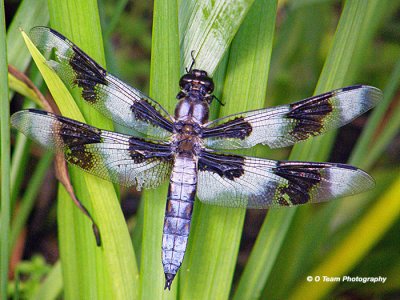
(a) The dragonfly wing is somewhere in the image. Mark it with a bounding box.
[197,150,374,208]
[203,85,382,149]
[11,109,174,189]
[30,26,174,139]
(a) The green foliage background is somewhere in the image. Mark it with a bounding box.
[1,0,400,299]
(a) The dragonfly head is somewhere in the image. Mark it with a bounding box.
[178,69,214,103]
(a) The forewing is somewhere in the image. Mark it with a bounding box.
[197,151,374,208]
[29,26,174,138]
[203,85,382,149]
[11,109,173,189]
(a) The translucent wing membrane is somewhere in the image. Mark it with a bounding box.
[11,109,173,189]
[203,85,382,149]
[29,26,174,139]
[197,150,374,208]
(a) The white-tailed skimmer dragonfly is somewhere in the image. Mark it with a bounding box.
[11,27,382,290]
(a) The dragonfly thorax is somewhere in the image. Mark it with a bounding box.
[174,98,210,124]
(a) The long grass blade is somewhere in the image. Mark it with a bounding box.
[20,1,138,298]
[48,2,138,298]
[10,124,31,208]
[103,0,130,38]
[233,208,291,299]
[180,0,255,75]
[7,0,50,218]
[32,261,63,300]
[9,151,53,252]
[0,2,11,299]
[138,0,180,297]
[350,58,400,168]
[21,31,82,118]
[180,0,277,298]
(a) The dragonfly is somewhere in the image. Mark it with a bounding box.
[11,27,382,290]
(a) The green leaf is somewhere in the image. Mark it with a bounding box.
[21,30,82,119]
[180,0,277,298]
[180,0,255,74]
[21,1,138,298]
[139,0,180,297]
[0,2,11,299]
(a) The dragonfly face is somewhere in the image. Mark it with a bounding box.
[178,69,214,102]
[11,27,383,290]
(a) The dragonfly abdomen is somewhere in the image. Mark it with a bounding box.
[162,153,197,289]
